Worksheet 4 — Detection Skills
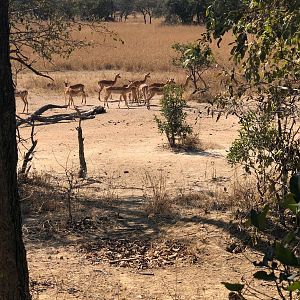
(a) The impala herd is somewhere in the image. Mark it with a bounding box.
[16,73,192,113]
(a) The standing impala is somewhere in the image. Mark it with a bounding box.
[64,82,87,107]
[146,75,191,109]
[128,73,151,104]
[15,89,29,113]
[103,82,136,109]
[139,78,175,101]
[97,73,121,101]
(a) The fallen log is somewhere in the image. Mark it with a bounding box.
[16,104,106,127]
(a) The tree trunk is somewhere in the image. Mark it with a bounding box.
[76,118,87,179]
[190,70,198,90]
[142,12,147,24]
[0,1,31,299]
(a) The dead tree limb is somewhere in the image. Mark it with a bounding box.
[19,121,37,176]
[16,104,106,127]
[75,107,87,179]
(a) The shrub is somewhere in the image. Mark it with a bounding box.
[155,84,192,148]
[143,171,173,218]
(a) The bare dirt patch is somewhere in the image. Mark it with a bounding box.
[18,81,270,299]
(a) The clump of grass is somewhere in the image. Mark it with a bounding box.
[188,89,215,103]
[179,133,204,152]
[143,171,174,218]
[225,176,262,212]
[174,187,231,212]
[19,171,64,215]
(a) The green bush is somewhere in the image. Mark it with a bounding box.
[155,84,192,148]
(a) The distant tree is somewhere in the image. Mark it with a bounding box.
[165,0,195,24]
[194,0,209,24]
[114,0,134,21]
[76,0,114,21]
[0,0,31,298]
[10,0,115,79]
[152,1,165,18]
[163,0,211,24]
[172,41,214,90]
[135,0,159,24]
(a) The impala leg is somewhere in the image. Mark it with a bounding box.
[124,94,129,109]
[82,92,87,105]
[68,95,73,107]
[146,92,153,110]
[25,94,28,113]
[98,86,103,101]
[118,94,122,108]
[104,95,109,108]
[103,90,108,108]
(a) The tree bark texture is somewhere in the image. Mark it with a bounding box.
[0,1,31,299]
[77,119,87,179]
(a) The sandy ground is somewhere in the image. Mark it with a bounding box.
[18,88,239,193]
[18,86,269,299]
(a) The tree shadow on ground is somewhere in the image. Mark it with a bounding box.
[22,191,176,250]
[179,149,223,157]
[21,176,291,258]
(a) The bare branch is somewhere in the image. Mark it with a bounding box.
[10,56,54,81]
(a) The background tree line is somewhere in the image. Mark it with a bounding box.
[11,0,224,24]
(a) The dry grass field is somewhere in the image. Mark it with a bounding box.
[16,17,234,95]
[16,17,274,300]
[31,17,233,73]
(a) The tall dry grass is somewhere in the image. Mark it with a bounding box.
[25,16,234,73]
[39,19,207,72]
[16,16,234,95]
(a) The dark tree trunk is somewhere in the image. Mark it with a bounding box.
[0,1,31,299]
[76,119,87,179]
[141,11,147,24]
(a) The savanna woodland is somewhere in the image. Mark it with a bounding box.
[1,0,300,299]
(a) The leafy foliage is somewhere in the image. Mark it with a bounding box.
[207,0,300,83]
[227,100,300,201]
[224,194,300,299]
[155,84,192,148]
[172,41,214,91]
[205,1,300,298]
[10,0,116,78]
[206,0,300,202]
[164,0,210,24]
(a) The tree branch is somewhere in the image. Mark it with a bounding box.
[10,56,54,81]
